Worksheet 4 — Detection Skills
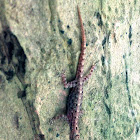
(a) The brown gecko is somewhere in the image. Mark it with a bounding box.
[52,6,96,140]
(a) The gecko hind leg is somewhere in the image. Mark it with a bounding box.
[50,114,68,125]
[83,65,96,83]
[61,71,77,88]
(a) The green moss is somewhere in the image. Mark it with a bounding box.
[108,6,111,11]
[115,8,118,14]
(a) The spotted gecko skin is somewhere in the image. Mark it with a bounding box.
[53,6,96,140]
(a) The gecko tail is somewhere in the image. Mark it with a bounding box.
[77,5,86,49]
[76,6,87,78]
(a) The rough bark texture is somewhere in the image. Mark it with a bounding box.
[0,0,140,140]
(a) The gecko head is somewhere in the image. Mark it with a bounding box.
[70,125,80,140]
[74,134,80,140]
[73,131,80,140]
[70,131,80,140]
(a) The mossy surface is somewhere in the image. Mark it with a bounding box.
[0,0,140,140]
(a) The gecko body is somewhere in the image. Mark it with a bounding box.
[53,6,96,140]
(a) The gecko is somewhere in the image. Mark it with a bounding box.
[51,6,96,140]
